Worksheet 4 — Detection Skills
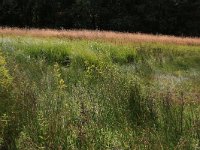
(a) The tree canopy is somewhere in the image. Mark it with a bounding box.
[1,0,200,36]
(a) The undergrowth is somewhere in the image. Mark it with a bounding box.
[0,36,199,149]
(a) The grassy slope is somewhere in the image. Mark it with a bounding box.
[0,35,200,149]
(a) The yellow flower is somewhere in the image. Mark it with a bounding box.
[59,79,65,85]
[0,51,12,89]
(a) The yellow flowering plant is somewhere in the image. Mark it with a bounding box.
[0,51,12,91]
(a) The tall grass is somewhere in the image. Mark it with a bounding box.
[0,35,199,149]
[1,27,200,45]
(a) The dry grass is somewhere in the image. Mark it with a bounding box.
[1,27,200,45]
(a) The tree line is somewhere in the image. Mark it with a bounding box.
[1,0,200,36]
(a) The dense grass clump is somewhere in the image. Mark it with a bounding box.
[0,36,200,149]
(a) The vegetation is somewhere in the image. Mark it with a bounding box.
[2,28,200,46]
[0,32,200,149]
[1,0,200,36]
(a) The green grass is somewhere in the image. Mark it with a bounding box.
[0,36,200,149]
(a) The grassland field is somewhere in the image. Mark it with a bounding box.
[0,28,200,149]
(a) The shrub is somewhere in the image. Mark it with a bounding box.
[0,51,12,92]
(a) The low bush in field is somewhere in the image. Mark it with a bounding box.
[0,51,13,148]
[0,51,12,93]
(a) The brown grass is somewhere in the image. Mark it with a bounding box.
[1,27,200,45]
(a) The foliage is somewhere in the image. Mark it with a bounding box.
[1,0,200,36]
[0,36,199,149]
[0,51,12,91]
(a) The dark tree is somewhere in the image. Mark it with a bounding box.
[1,0,200,36]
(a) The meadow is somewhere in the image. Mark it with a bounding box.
[0,28,200,149]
